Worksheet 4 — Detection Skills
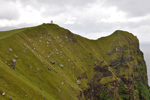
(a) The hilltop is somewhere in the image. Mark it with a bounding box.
[0,23,149,100]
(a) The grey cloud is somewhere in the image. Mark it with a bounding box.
[19,0,97,7]
[105,0,150,17]
[0,26,18,31]
[18,0,98,18]
[0,11,20,20]
[0,0,20,20]
[0,23,36,31]
[140,43,150,85]
[61,20,119,39]
[0,0,150,41]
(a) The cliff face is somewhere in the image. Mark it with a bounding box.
[83,31,149,100]
[0,24,149,100]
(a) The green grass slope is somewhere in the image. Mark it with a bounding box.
[0,23,149,100]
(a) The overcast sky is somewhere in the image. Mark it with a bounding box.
[0,0,150,43]
[0,0,150,83]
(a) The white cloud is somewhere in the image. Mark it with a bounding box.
[96,7,126,23]
[0,0,150,43]
[64,17,77,25]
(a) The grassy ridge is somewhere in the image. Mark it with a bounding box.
[0,24,149,100]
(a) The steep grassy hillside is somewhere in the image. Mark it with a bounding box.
[0,23,149,100]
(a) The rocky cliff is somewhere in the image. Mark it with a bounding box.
[0,24,149,100]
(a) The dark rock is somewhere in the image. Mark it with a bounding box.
[77,77,81,80]
[14,55,18,59]
[50,52,54,55]
[107,51,112,55]
[60,64,64,68]
[58,89,61,94]
[31,42,34,45]
[48,67,51,70]
[51,61,55,65]
[11,64,16,69]
[9,98,12,100]
[59,40,62,43]
[29,66,32,69]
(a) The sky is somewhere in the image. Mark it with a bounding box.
[0,0,150,83]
